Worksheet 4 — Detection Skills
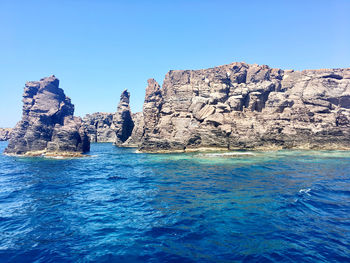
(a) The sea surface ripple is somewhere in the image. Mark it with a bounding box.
[0,141,350,262]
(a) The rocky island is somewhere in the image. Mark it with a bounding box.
[4,62,350,155]
[4,75,90,157]
[136,62,350,152]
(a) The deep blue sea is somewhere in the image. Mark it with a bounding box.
[0,141,350,262]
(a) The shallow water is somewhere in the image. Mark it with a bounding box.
[0,141,350,262]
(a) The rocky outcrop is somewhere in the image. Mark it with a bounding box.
[4,76,90,156]
[122,112,144,147]
[0,128,12,141]
[143,79,163,134]
[113,90,134,146]
[139,62,350,152]
[81,90,143,145]
[82,112,116,142]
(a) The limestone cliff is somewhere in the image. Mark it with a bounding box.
[4,76,90,156]
[139,62,350,152]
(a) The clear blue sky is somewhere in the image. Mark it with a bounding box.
[1,0,349,127]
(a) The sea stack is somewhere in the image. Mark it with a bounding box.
[139,62,350,152]
[4,75,90,157]
[81,90,144,146]
[113,89,134,146]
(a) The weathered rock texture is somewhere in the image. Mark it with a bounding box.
[122,112,144,147]
[82,112,116,142]
[113,90,134,146]
[0,128,12,141]
[80,90,143,146]
[139,62,350,152]
[4,76,90,156]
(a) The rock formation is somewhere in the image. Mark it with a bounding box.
[121,112,144,147]
[4,76,90,156]
[81,90,143,146]
[0,128,12,141]
[139,62,350,152]
[113,90,134,146]
[82,112,116,142]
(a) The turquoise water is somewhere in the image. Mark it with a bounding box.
[0,141,350,262]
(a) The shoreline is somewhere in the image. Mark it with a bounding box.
[3,141,350,157]
[136,144,350,154]
[4,150,89,158]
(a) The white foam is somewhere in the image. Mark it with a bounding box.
[198,152,255,157]
[44,156,64,159]
[299,188,311,196]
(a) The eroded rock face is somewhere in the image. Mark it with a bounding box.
[81,90,143,145]
[113,90,134,146]
[82,112,116,142]
[0,128,12,141]
[4,76,90,156]
[139,62,350,152]
[122,112,144,147]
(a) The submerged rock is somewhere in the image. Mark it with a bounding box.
[0,128,12,141]
[4,76,90,156]
[139,62,350,152]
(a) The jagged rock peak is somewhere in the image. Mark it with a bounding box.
[21,76,73,122]
[4,76,90,157]
[113,89,134,145]
[120,89,131,104]
[82,90,143,146]
[145,78,161,98]
[142,79,163,138]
